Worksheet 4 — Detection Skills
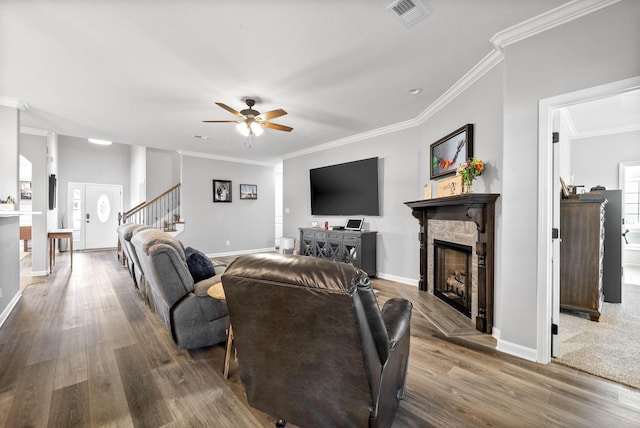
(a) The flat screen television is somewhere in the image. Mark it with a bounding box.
[310,157,379,216]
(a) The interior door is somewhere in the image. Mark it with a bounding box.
[85,184,122,249]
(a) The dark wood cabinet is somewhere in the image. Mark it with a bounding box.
[560,199,605,321]
[299,228,377,276]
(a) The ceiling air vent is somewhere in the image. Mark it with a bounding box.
[386,0,430,28]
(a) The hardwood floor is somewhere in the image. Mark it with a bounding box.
[1,251,640,427]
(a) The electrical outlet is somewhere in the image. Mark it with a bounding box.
[225,240,230,246]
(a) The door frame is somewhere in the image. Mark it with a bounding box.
[536,76,640,363]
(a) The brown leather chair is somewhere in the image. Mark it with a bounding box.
[222,253,412,428]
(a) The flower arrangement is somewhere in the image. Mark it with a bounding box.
[456,157,485,192]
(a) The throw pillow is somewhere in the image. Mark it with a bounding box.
[185,247,217,283]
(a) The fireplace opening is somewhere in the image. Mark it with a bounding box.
[433,239,472,318]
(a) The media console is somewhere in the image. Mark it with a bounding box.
[299,228,377,277]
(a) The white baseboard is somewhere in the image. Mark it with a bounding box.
[207,247,276,258]
[376,272,419,286]
[496,337,538,362]
[31,270,48,276]
[0,291,22,329]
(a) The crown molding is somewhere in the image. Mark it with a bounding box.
[20,126,50,136]
[490,0,622,49]
[0,96,30,112]
[282,118,418,160]
[284,0,623,160]
[572,123,640,140]
[416,49,504,125]
[177,149,278,167]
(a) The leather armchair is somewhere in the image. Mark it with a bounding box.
[131,228,229,349]
[222,253,412,428]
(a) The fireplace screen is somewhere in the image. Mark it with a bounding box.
[433,239,472,317]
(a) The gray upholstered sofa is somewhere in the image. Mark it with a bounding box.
[131,228,229,349]
[222,253,413,428]
[117,223,154,301]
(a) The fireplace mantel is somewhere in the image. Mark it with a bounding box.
[405,193,499,333]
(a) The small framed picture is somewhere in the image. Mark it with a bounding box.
[240,184,257,200]
[213,180,232,202]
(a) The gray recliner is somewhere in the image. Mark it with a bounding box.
[222,253,413,428]
[117,223,153,294]
[131,228,229,349]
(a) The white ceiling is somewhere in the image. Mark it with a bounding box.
[4,0,623,164]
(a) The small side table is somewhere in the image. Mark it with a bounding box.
[208,282,234,379]
[48,229,74,273]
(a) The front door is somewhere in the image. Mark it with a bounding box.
[68,182,122,250]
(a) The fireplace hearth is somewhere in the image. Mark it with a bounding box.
[434,240,472,317]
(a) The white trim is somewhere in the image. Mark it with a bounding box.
[282,119,417,160]
[20,126,50,136]
[376,272,419,286]
[0,291,22,329]
[558,109,578,140]
[416,49,504,125]
[207,247,276,258]
[571,123,640,139]
[537,76,640,364]
[496,338,537,362]
[490,0,622,49]
[284,0,617,160]
[31,270,48,276]
[0,96,30,111]
[177,150,278,167]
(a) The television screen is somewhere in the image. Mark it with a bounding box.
[310,157,379,216]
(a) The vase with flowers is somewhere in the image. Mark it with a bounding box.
[456,157,485,193]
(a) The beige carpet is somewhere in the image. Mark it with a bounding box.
[556,283,640,390]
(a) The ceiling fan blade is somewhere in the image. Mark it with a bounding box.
[202,120,238,123]
[215,102,243,117]
[263,122,293,132]
[257,109,287,121]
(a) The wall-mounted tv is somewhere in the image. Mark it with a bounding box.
[310,157,379,216]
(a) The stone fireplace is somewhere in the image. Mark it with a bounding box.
[406,194,499,333]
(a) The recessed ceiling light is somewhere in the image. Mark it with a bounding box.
[407,88,422,95]
[194,135,210,140]
[88,138,112,145]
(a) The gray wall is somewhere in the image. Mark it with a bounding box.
[500,0,640,350]
[146,148,180,200]
[283,63,504,284]
[571,131,640,190]
[178,154,276,254]
[20,134,48,274]
[57,136,131,227]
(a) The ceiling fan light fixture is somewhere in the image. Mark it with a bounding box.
[236,122,251,136]
[250,121,264,136]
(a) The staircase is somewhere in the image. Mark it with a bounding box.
[119,183,183,235]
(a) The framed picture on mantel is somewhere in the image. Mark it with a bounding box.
[430,124,474,180]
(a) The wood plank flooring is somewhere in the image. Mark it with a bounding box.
[1,250,639,427]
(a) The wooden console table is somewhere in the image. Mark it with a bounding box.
[49,228,74,272]
[405,194,499,333]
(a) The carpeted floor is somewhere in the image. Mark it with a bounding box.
[556,282,640,390]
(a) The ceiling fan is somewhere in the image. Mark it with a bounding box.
[203,98,293,136]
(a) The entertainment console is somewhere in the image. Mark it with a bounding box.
[299,228,377,277]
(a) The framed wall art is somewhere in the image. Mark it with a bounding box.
[213,179,232,202]
[430,124,474,180]
[240,184,257,200]
[20,181,32,200]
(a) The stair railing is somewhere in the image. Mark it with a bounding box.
[119,183,181,230]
